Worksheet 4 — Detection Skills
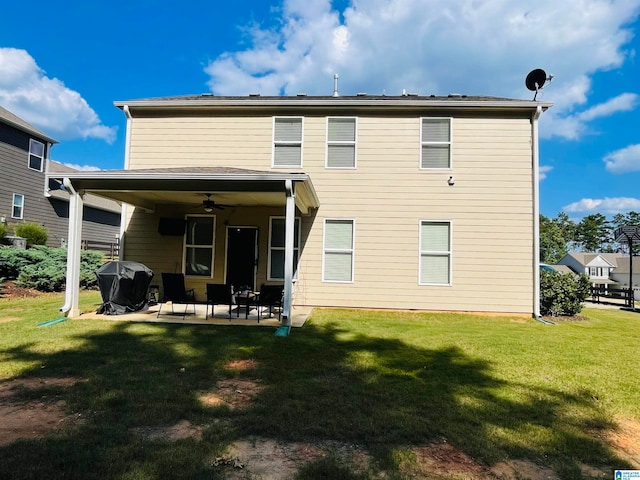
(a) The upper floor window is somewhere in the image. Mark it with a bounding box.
[184,215,215,277]
[29,139,45,172]
[420,118,451,169]
[273,117,303,167]
[326,117,356,168]
[419,220,452,285]
[268,216,301,280]
[323,219,355,283]
[12,194,24,219]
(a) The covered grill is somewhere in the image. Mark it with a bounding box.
[95,261,154,315]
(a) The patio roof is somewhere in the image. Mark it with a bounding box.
[46,166,320,214]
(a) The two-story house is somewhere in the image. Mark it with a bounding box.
[51,94,552,320]
[0,106,121,248]
[557,252,620,289]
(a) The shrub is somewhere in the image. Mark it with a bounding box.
[540,269,591,317]
[0,222,7,240]
[0,245,104,292]
[14,222,48,247]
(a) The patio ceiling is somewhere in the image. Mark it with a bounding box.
[46,167,320,214]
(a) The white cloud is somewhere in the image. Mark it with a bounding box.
[0,48,117,143]
[604,144,640,173]
[541,92,640,140]
[204,0,640,141]
[539,165,553,180]
[563,197,640,214]
[61,162,102,172]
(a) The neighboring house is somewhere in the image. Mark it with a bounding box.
[0,106,121,248]
[557,252,619,288]
[50,93,552,319]
[609,256,640,288]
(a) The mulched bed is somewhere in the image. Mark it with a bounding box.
[0,280,43,299]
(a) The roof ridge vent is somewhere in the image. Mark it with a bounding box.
[248,93,261,97]
[356,92,367,96]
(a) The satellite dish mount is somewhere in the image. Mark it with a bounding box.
[525,68,553,100]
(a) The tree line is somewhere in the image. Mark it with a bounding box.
[540,211,640,264]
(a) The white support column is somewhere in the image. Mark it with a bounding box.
[282,180,296,326]
[60,179,84,317]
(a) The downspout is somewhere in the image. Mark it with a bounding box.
[43,142,53,198]
[118,105,133,259]
[532,105,542,319]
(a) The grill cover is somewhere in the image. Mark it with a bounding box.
[95,261,154,315]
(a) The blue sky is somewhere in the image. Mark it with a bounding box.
[1,0,639,218]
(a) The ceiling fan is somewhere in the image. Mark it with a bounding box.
[202,194,230,212]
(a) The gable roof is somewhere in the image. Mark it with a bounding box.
[0,105,58,144]
[562,252,621,268]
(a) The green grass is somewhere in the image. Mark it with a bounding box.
[0,291,639,479]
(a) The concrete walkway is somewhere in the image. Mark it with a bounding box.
[76,302,313,328]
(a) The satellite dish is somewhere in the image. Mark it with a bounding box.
[525,68,552,100]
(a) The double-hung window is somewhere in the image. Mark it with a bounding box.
[184,215,215,277]
[268,216,301,280]
[420,118,451,169]
[29,139,45,171]
[273,117,303,167]
[323,219,354,282]
[419,221,452,285]
[12,194,24,219]
[326,117,356,168]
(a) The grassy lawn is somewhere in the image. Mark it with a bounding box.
[0,290,638,479]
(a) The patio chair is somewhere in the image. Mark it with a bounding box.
[205,283,235,320]
[246,284,283,321]
[157,273,196,318]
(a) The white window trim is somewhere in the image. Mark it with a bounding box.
[12,193,24,219]
[322,218,355,283]
[183,214,216,278]
[418,220,453,286]
[267,216,301,281]
[272,116,304,168]
[28,139,45,172]
[419,117,452,170]
[325,116,357,169]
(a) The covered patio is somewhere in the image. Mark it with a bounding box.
[76,302,313,328]
[47,167,320,329]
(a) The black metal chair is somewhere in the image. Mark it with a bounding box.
[157,273,196,318]
[246,284,283,321]
[205,283,235,320]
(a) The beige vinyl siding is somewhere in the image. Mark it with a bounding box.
[125,113,535,313]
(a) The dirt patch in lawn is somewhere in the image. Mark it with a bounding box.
[0,377,84,446]
[0,280,46,299]
[606,416,640,467]
[198,378,265,410]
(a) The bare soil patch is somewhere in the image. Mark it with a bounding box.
[0,280,44,299]
[0,377,84,446]
[198,378,265,410]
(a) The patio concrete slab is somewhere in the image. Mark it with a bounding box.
[75,303,312,328]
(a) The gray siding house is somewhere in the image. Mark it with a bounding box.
[0,106,121,248]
